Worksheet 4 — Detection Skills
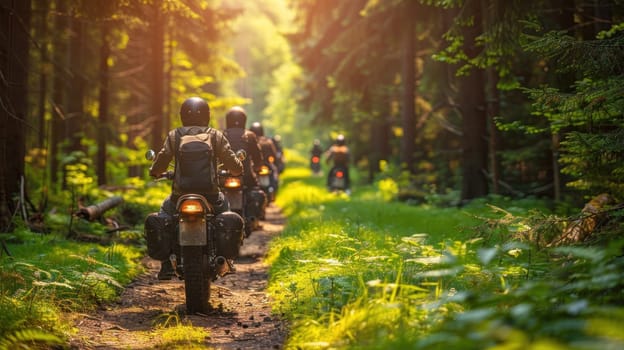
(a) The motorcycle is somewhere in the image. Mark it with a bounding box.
[310,154,321,175]
[218,168,254,238]
[328,165,348,193]
[145,150,244,314]
[257,158,278,203]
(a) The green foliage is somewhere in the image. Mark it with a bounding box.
[150,312,210,350]
[0,229,143,344]
[522,27,624,199]
[0,329,64,350]
[270,165,624,349]
[377,177,399,202]
[1,161,177,348]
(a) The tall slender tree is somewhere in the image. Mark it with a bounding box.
[66,11,85,154]
[50,0,68,188]
[400,1,417,172]
[149,0,165,150]
[97,22,111,186]
[0,0,31,229]
[457,0,488,200]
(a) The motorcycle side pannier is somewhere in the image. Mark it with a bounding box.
[214,211,244,259]
[246,188,267,219]
[144,212,173,261]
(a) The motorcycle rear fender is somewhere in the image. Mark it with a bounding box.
[176,194,213,246]
[332,177,346,188]
[330,167,347,189]
[179,217,207,245]
[223,189,243,211]
[258,174,271,188]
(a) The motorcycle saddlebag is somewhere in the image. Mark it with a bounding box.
[246,188,267,219]
[214,211,244,259]
[144,212,173,261]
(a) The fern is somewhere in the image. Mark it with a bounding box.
[0,329,63,350]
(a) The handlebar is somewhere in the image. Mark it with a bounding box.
[153,171,174,181]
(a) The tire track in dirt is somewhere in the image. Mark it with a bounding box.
[70,205,287,349]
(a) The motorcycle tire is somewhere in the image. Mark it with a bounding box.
[182,246,211,314]
[244,218,253,237]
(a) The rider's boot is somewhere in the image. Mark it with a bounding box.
[157,259,176,280]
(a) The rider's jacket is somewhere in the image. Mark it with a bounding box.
[224,127,264,187]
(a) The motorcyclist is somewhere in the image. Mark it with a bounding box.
[149,96,243,279]
[223,106,267,231]
[310,139,323,174]
[271,134,286,173]
[250,121,280,201]
[325,134,351,192]
[311,139,323,157]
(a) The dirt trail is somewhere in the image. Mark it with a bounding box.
[70,205,287,349]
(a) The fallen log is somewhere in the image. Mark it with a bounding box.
[75,196,124,221]
[550,193,617,246]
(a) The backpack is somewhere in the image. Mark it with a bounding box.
[174,127,217,194]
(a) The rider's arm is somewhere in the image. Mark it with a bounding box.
[216,131,243,176]
[248,132,264,172]
[149,131,174,177]
[325,146,334,165]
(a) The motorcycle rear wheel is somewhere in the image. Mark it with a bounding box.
[182,246,211,314]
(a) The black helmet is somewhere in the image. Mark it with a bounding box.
[336,134,345,146]
[225,106,247,128]
[180,97,210,126]
[250,122,264,137]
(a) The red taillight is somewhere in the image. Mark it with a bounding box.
[258,165,270,175]
[179,199,204,215]
[312,156,319,163]
[336,171,344,178]
[224,177,242,188]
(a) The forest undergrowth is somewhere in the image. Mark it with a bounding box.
[268,165,624,349]
[0,177,166,349]
[1,157,623,349]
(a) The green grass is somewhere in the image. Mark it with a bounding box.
[0,180,157,349]
[147,312,211,349]
[268,165,624,350]
[0,230,144,347]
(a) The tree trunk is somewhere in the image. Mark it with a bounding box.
[36,0,49,149]
[486,67,500,194]
[483,1,500,195]
[0,0,31,230]
[75,196,123,221]
[550,0,576,201]
[369,117,389,182]
[67,15,85,153]
[459,0,488,201]
[165,15,173,134]
[97,23,111,186]
[399,1,416,173]
[552,132,561,201]
[50,0,68,188]
[150,0,165,150]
